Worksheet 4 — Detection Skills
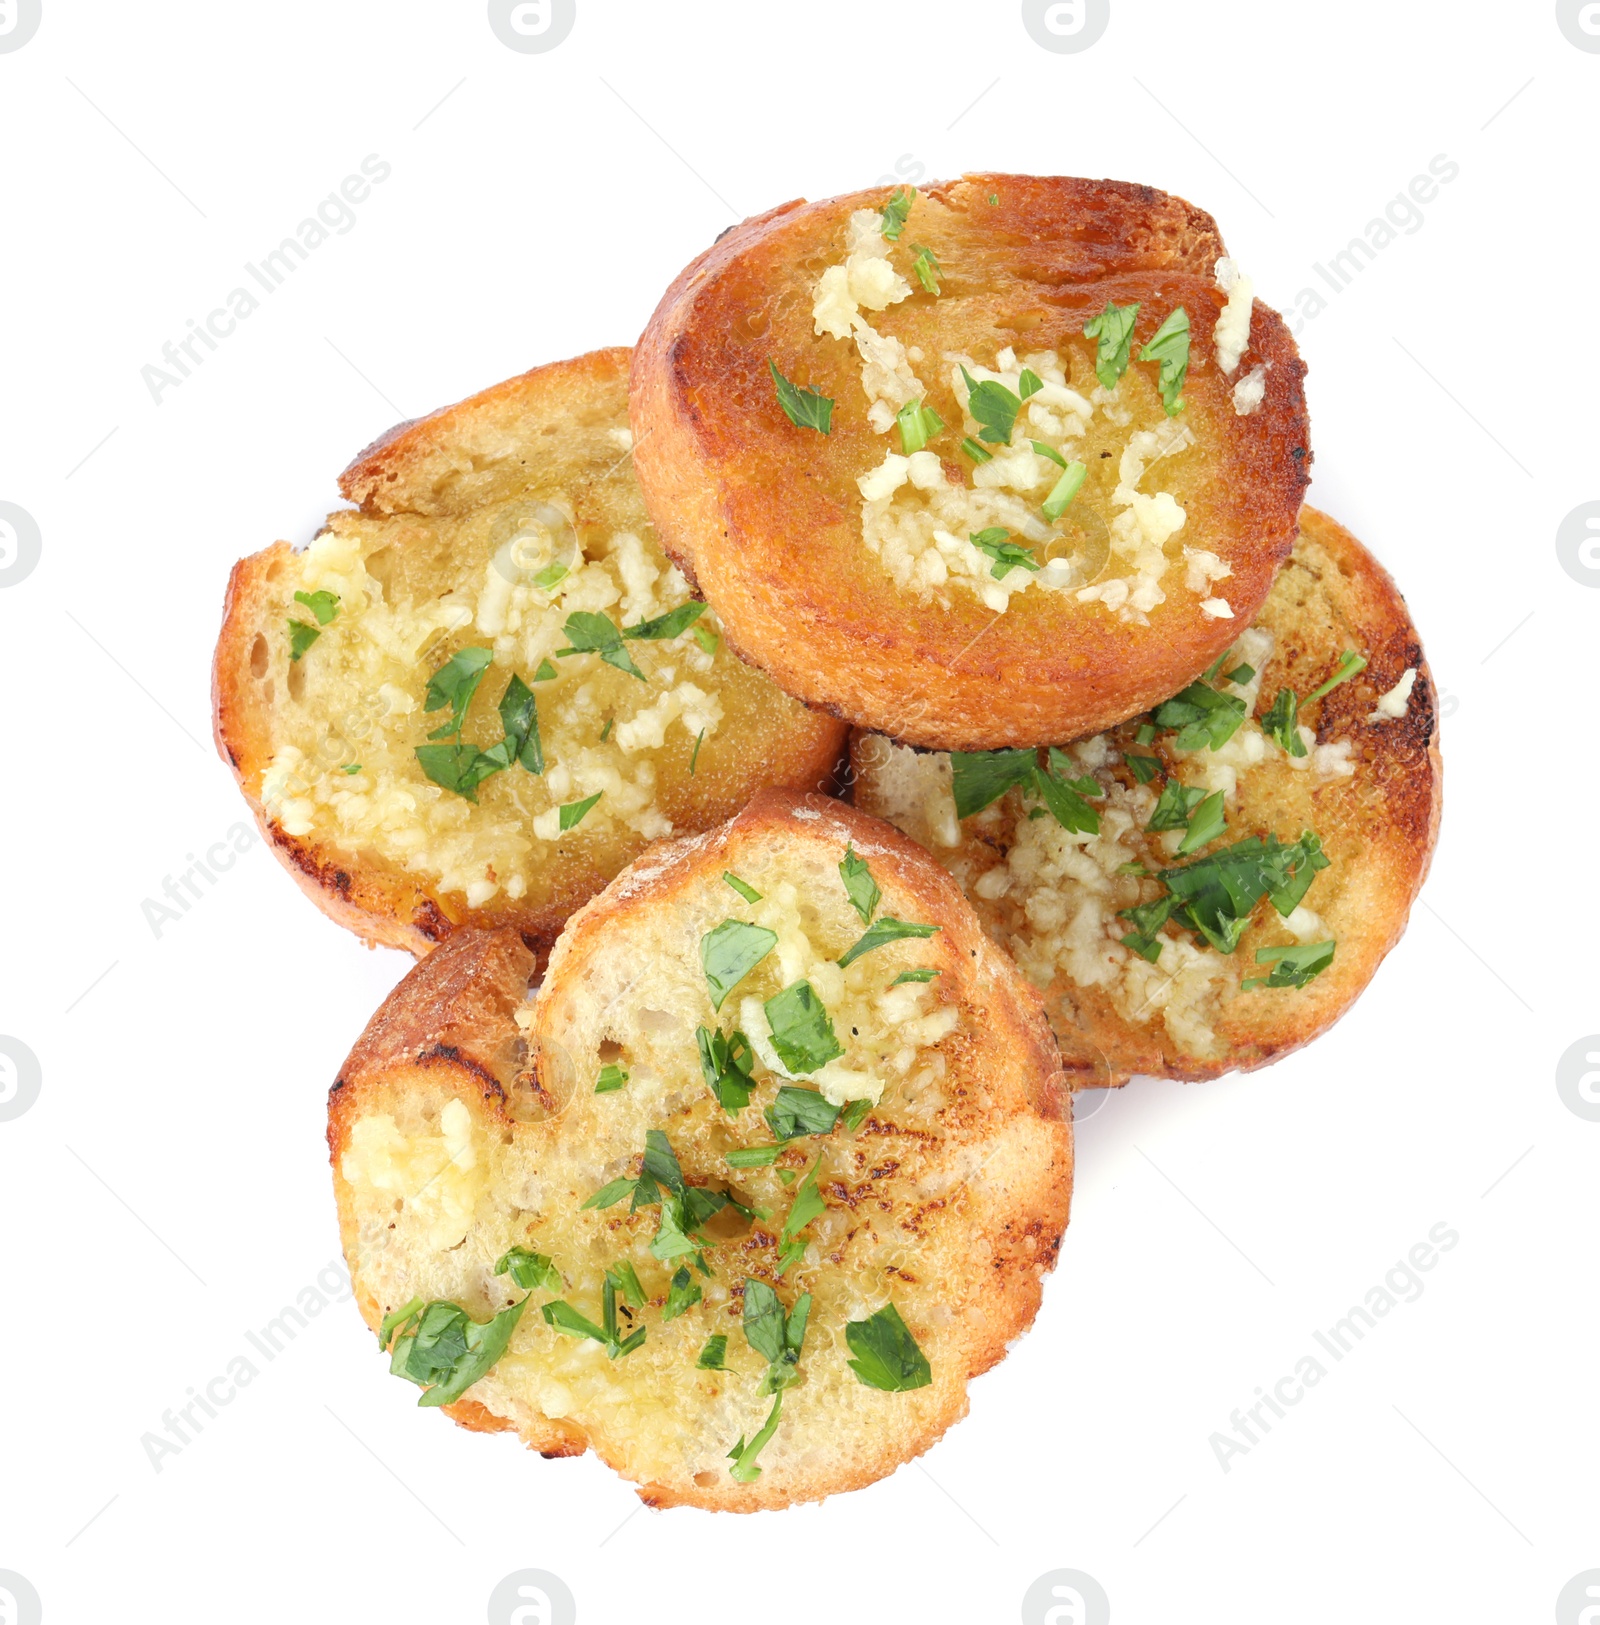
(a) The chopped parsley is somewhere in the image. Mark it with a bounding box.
[594,1063,629,1094]
[541,1279,646,1360]
[1261,687,1308,757]
[382,1295,530,1406]
[624,601,706,642]
[1146,781,1205,832]
[725,1144,783,1168]
[765,1083,841,1141]
[1140,306,1191,415]
[742,1279,811,1395]
[1083,299,1141,390]
[763,982,844,1075]
[423,646,494,737]
[960,436,994,464]
[890,968,939,986]
[1225,663,1255,684]
[697,1024,757,1112]
[556,611,646,681]
[533,659,558,682]
[293,589,340,625]
[493,1247,562,1292]
[690,728,706,774]
[845,1302,932,1392]
[1018,368,1044,399]
[839,1097,872,1132]
[662,1265,702,1320]
[287,619,322,659]
[696,1334,729,1370]
[1041,460,1088,520]
[969,528,1040,579]
[880,185,915,239]
[1158,832,1329,954]
[910,243,941,294]
[775,1158,826,1275]
[839,844,880,924]
[557,791,601,831]
[1176,789,1227,855]
[1118,895,1175,962]
[1243,939,1336,991]
[701,919,778,1010]
[416,656,546,802]
[1153,679,1248,752]
[769,359,834,435]
[341,763,361,775]
[692,622,719,655]
[723,871,763,904]
[1125,753,1161,784]
[896,397,946,455]
[950,746,1104,835]
[531,562,568,591]
[1304,649,1368,703]
[598,717,613,743]
[606,1260,646,1310]
[960,366,1023,445]
[837,916,940,969]
[1031,439,1068,468]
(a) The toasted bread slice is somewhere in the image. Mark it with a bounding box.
[214,349,848,957]
[631,174,1310,751]
[329,790,1071,1510]
[852,506,1440,1084]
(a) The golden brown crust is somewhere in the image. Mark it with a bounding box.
[852,505,1441,1086]
[213,349,849,961]
[328,792,1072,1510]
[631,173,1311,751]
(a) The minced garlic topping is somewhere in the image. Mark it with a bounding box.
[811,208,1224,623]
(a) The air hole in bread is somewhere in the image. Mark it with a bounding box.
[597,1038,624,1064]
[286,660,306,702]
[249,634,269,678]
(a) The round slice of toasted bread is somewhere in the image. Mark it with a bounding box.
[329,790,1071,1510]
[213,348,848,958]
[631,174,1310,751]
[852,506,1440,1085]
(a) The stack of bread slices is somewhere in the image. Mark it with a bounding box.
[214,174,1439,1510]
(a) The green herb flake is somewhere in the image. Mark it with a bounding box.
[725,1144,782,1168]
[662,1265,702,1321]
[1146,781,1206,833]
[910,243,941,294]
[723,871,763,904]
[969,529,1041,579]
[960,436,994,464]
[960,365,1023,445]
[1030,439,1068,468]
[838,916,940,969]
[1118,895,1175,964]
[769,359,834,435]
[701,920,779,1011]
[890,968,939,986]
[697,1334,729,1370]
[531,561,568,591]
[697,1024,757,1113]
[1083,299,1141,391]
[1140,306,1192,415]
[1243,939,1336,991]
[606,1260,646,1310]
[1261,688,1308,757]
[494,1247,562,1292]
[287,619,322,660]
[839,845,881,925]
[1041,460,1088,521]
[845,1302,932,1392]
[383,1296,531,1407]
[880,185,915,239]
[764,1083,841,1141]
[1153,680,1248,753]
[533,659,558,682]
[839,1097,872,1132]
[557,791,602,831]
[763,982,845,1077]
[624,601,706,642]
[896,397,946,455]
[1225,663,1255,684]
[1017,368,1044,400]
[690,728,706,775]
[423,645,494,737]
[1304,650,1368,704]
[1176,789,1228,855]
[293,589,340,625]
[594,1063,629,1094]
[341,763,361,775]
[1125,753,1161,784]
[556,611,646,681]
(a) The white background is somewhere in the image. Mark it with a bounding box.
[2,2,1596,1621]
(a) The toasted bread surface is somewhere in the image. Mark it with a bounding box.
[329,790,1072,1509]
[852,507,1440,1084]
[214,349,848,957]
[631,175,1310,751]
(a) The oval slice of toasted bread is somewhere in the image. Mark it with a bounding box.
[852,506,1440,1084]
[213,348,848,957]
[329,790,1071,1510]
[631,174,1310,751]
